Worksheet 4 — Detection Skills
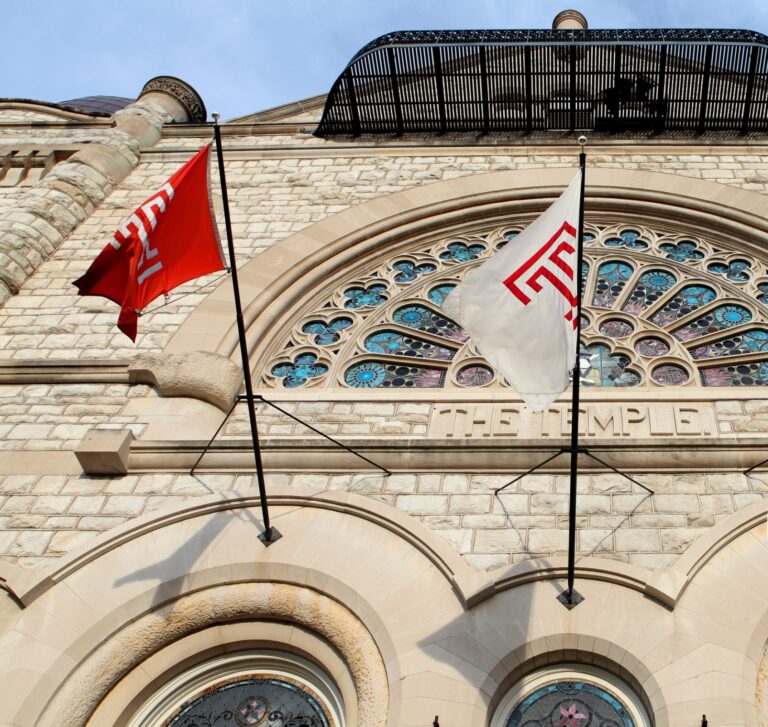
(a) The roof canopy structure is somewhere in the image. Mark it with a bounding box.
[316,27,768,136]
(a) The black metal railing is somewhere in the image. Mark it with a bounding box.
[315,28,768,136]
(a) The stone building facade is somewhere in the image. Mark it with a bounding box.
[3,12,768,727]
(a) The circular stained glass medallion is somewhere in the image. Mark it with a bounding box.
[236,695,268,725]
[714,304,751,327]
[634,337,670,357]
[344,362,387,388]
[457,364,494,387]
[599,319,634,338]
[651,364,690,386]
[506,679,635,727]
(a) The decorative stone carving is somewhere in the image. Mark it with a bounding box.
[128,351,241,410]
[140,75,207,123]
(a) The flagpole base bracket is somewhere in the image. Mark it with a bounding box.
[259,527,283,546]
[557,589,584,610]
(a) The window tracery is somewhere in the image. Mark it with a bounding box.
[166,675,333,727]
[505,680,635,727]
[491,665,651,727]
[128,651,344,727]
[260,220,768,390]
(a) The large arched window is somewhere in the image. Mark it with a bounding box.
[260,220,768,390]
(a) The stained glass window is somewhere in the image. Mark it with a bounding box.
[261,220,768,390]
[440,241,485,262]
[271,354,328,388]
[580,261,589,296]
[604,229,648,251]
[303,317,353,346]
[658,239,704,262]
[457,364,494,386]
[591,261,633,308]
[701,361,768,386]
[496,230,519,250]
[427,283,456,305]
[392,260,437,283]
[689,329,768,359]
[651,364,690,386]
[364,330,456,360]
[345,361,446,388]
[166,676,333,727]
[621,269,677,314]
[393,304,468,342]
[650,284,716,327]
[707,259,751,283]
[634,337,670,357]
[598,319,634,338]
[344,284,387,309]
[577,344,640,387]
[672,303,752,342]
[506,680,635,727]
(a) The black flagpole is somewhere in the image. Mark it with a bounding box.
[558,136,587,609]
[212,114,278,544]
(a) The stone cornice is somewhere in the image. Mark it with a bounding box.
[126,435,768,474]
[4,361,768,401]
[0,360,130,384]
[0,354,240,410]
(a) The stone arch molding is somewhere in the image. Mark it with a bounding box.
[42,582,384,727]
[5,490,768,725]
[484,641,658,727]
[4,490,415,727]
[166,166,768,367]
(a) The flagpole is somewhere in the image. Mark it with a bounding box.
[212,114,277,544]
[559,135,588,609]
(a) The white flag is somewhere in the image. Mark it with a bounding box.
[442,171,582,411]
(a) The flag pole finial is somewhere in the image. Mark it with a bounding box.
[212,112,221,125]
[578,134,588,151]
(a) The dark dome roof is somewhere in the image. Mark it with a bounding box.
[57,95,134,116]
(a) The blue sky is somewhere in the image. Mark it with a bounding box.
[5,1,768,119]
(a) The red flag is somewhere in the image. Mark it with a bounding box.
[73,144,226,341]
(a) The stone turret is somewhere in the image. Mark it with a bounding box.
[0,76,206,304]
[552,9,588,30]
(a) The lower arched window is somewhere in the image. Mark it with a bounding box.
[491,665,651,727]
[128,650,345,727]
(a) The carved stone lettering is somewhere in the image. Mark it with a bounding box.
[427,402,722,439]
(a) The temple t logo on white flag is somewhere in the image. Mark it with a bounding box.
[442,172,582,411]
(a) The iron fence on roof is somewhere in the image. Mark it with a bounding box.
[315,28,768,136]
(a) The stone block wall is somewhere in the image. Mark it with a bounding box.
[4,137,768,361]
[0,469,764,571]
[3,115,768,575]
[0,383,150,451]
